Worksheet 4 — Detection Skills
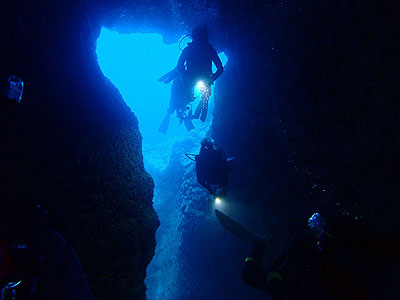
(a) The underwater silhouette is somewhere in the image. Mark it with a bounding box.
[0,204,94,300]
[177,26,223,122]
[186,138,231,197]
[235,212,400,299]
[158,25,224,134]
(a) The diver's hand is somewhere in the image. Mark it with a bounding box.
[210,74,216,84]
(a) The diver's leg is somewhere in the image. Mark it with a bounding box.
[187,104,193,119]
[242,241,271,292]
[193,101,202,119]
[199,88,211,122]
[192,84,203,119]
[194,91,208,120]
[159,79,180,134]
[159,97,175,134]
[200,100,208,122]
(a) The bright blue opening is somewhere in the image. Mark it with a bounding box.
[96,27,228,299]
[97,28,227,172]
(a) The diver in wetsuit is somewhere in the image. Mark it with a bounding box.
[158,26,224,133]
[0,204,94,300]
[195,138,230,197]
[177,25,224,122]
[242,213,400,299]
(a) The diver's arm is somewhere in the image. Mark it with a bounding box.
[199,177,213,194]
[176,48,187,74]
[211,48,224,83]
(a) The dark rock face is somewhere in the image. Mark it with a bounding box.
[0,1,158,300]
[212,0,400,232]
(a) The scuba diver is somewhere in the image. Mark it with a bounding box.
[0,203,94,300]
[158,25,224,133]
[187,138,231,197]
[216,209,400,299]
[177,25,224,122]
[243,213,400,299]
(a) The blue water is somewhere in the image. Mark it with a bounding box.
[96,28,227,171]
[97,27,249,300]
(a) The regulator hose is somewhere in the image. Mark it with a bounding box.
[178,34,191,50]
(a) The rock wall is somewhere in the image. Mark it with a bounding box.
[152,1,400,285]
[0,1,158,299]
[211,0,400,232]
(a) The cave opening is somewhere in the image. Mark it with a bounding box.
[96,27,227,172]
[96,27,237,300]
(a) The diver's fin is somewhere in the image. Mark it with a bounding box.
[215,209,267,244]
[193,101,202,119]
[158,115,170,134]
[184,118,195,132]
[200,100,208,122]
[158,68,178,84]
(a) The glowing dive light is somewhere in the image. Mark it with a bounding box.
[197,80,205,89]
[215,197,222,205]
[194,80,210,98]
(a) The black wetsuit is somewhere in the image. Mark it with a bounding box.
[195,144,229,195]
[242,218,400,299]
[168,74,188,116]
[177,41,223,87]
[242,241,325,300]
[177,41,223,121]
[0,209,94,300]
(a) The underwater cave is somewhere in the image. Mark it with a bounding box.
[95,28,238,299]
[1,1,400,300]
